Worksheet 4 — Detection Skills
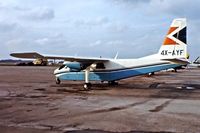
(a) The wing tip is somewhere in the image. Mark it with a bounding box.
[10,52,43,59]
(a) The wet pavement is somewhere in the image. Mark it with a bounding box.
[0,66,200,133]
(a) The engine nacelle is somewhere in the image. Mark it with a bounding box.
[54,63,81,75]
[63,62,83,71]
[54,62,90,75]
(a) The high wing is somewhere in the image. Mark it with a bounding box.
[10,52,109,63]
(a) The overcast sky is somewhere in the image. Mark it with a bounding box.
[0,0,200,60]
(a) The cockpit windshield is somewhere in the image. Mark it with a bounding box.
[58,65,66,70]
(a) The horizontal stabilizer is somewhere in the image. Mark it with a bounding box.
[162,58,189,65]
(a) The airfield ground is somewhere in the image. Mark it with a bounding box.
[0,66,200,133]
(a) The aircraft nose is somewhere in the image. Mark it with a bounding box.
[53,68,59,75]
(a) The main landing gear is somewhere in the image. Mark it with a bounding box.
[108,81,118,86]
[55,69,119,90]
[148,72,155,76]
[83,69,91,90]
[83,83,92,90]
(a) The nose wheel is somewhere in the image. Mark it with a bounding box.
[56,78,61,84]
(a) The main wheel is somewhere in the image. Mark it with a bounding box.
[56,78,61,84]
[148,72,155,76]
[83,83,92,90]
[108,81,118,86]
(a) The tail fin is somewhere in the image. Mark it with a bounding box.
[158,18,187,59]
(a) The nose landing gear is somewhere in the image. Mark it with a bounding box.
[56,78,61,84]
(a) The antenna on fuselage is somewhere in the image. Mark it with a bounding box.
[114,52,119,59]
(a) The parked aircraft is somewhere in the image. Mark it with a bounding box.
[188,56,200,68]
[11,18,189,90]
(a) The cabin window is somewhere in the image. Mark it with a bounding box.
[96,63,105,69]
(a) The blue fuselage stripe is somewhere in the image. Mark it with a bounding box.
[56,64,180,81]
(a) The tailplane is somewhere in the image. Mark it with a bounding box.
[158,18,187,59]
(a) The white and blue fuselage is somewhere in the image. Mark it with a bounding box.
[54,54,180,82]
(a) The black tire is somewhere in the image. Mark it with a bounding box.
[83,83,92,90]
[56,78,61,84]
[148,72,155,76]
[108,81,118,86]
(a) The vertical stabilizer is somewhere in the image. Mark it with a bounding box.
[158,18,187,59]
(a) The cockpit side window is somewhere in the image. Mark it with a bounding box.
[96,63,105,69]
[58,65,66,70]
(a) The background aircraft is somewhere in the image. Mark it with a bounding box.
[188,56,200,68]
[11,18,189,90]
